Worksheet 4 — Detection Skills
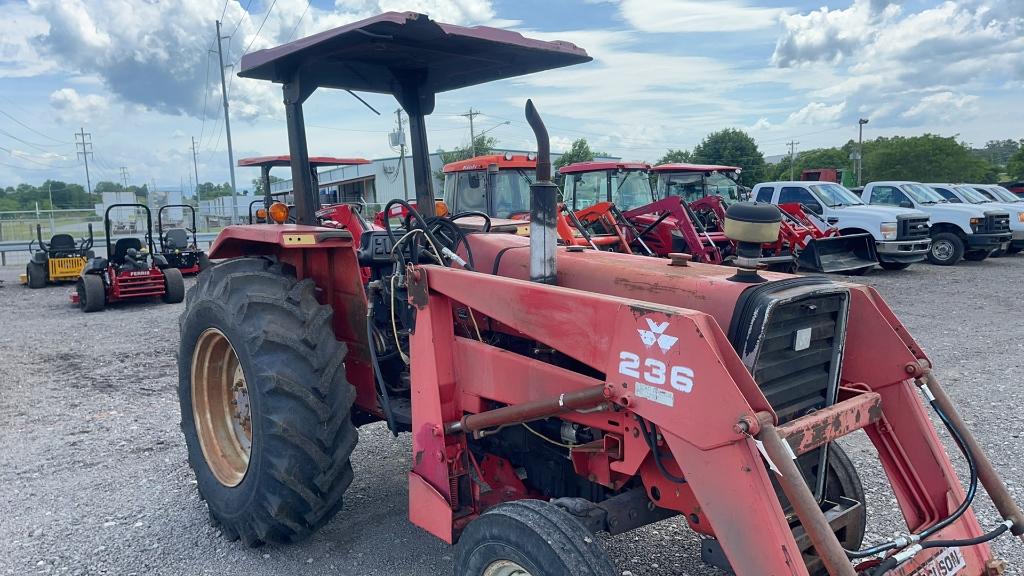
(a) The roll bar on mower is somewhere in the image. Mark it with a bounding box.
[31,222,94,255]
[104,203,156,256]
[238,11,591,225]
[157,204,198,252]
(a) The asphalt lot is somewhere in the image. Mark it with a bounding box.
[1,255,1022,576]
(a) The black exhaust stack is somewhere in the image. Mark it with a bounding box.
[526,99,557,284]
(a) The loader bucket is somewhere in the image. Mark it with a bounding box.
[797,233,877,274]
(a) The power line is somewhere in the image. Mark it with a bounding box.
[220,0,230,21]
[229,0,256,38]
[198,47,214,149]
[237,0,277,64]
[287,0,312,42]
[0,106,71,144]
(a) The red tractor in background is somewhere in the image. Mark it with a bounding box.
[74,203,185,312]
[175,12,1021,576]
[641,163,876,273]
[442,155,652,253]
[239,155,371,223]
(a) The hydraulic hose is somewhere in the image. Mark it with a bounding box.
[864,522,1012,576]
[637,418,686,484]
[847,383,982,562]
[365,284,398,436]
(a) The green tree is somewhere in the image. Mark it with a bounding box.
[858,134,997,183]
[691,129,765,187]
[433,134,499,182]
[970,139,1022,168]
[196,182,235,199]
[553,138,608,186]
[656,149,693,165]
[1006,148,1024,180]
[252,174,284,196]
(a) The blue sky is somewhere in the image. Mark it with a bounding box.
[0,0,1021,192]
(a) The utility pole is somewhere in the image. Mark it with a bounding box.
[215,20,239,224]
[462,108,481,157]
[47,182,56,234]
[787,140,799,181]
[74,128,93,195]
[120,166,130,189]
[395,109,409,200]
[857,118,869,186]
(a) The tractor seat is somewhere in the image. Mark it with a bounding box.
[164,228,189,250]
[111,237,144,265]
[49,234,77,255]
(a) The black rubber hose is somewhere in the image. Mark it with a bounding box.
[920,521,1010,548]
[366,293,397,436]
[637,418,686,484]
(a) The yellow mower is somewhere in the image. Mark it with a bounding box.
[20,224,95,288]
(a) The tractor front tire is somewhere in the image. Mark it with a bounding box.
[162,267,185,304]
[178,256,357,546]
[78,274,105,312]
[805,444,866,576]
[455,499,617,576]
[26,261,47,289]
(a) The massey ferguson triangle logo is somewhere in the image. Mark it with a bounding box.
[638,319,678,353]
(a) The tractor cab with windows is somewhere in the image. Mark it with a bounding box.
[239,155,370,223]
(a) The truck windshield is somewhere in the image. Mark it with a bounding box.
[808,183,864,207]
[953,186,991,204]
[900,183,946,204]
[658,171,741,203]
[985,185,1022,203]
[610,169,654,210]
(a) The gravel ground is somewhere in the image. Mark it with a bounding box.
[0,256,1022,576]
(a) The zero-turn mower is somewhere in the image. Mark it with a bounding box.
[21,223,95,288]
[157,204,210,274]
[176,12,1022,576]
[73,203,185,312]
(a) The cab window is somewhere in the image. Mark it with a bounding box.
[454,171,487,213]
[868,185,910,206]
[610,170,654,211]
[755,187,774,203]
[779,186,820,211]
[568,171,607,210]
[932,187,960,202]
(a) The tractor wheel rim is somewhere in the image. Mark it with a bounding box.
[482,560,533,576]
[192,328,252,487]
[932,240,953,261]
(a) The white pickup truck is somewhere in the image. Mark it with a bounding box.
[860,181,1011,265]
[751,181,931,270]
[956,184,1024,255]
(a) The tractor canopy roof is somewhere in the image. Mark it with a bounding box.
[238,12,591,96]
[238,155,371,168]
[443,153,537,173]
[559,161,650,174]
[652,163,740,173]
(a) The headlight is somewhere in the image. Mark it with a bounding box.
[880,222,897,240]
[969,217,982,231]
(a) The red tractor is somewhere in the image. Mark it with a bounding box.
[239,155,371,223]
[74,203,185,312]
[176,12,1021,576]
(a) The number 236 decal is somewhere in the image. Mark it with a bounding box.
[618,351,694,393]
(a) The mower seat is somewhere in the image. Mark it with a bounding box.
[49,234,77,256]
[112,238,144,265]
[164,228,189,250]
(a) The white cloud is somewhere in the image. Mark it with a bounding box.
[787,101,845,125]
[49,88,108,121]
[618,0,785,33]
[903,91,979,122]
[0,2,57,78]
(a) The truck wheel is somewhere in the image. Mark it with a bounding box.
[455,499,617,576]
[927,233,963,265]
[178,256,357,546]
[78,274,105,312]
[805,444,866,576]
[878,261,911,271]
[26,261,48,288]
[162,267,186,303]
[963,250,989,261]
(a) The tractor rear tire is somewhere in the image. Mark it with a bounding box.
[78,274,105,313]
[162,267,185,303]
[878,261,911,271]
[26,261,47,289]
[454,499,617,576]
[178,256,357,546]
[198,253,213,271]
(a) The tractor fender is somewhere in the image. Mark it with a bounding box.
[207,224,354,259]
